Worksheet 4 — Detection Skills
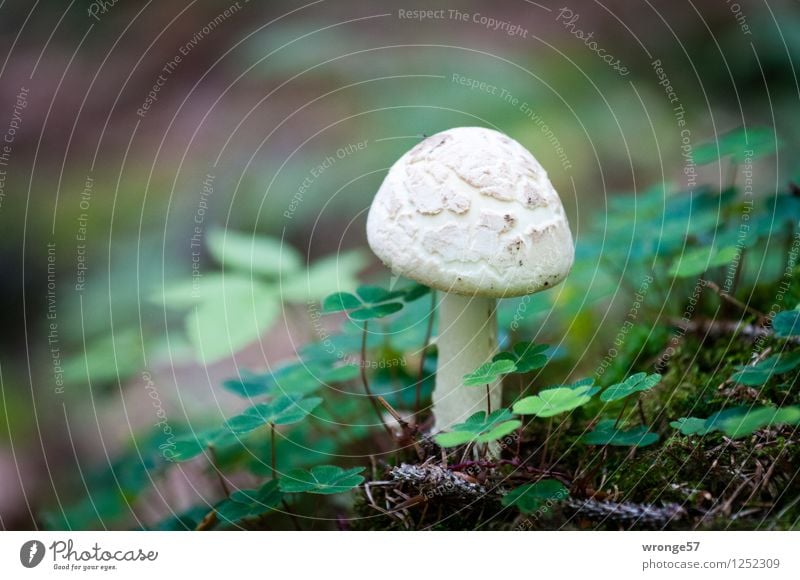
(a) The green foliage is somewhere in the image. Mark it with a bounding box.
[583,420,660,447]
[672,405,800,438]
[401,283,431,302]
[693,126,778,165]
[670,416,717,436]
[493,342,549,373]
[168,437,209,462]
[156,232,369,363]
[729,351,800,386]
[463,359,517,386]
[435,410,521,448]
[60,328,148,386]
[215,480,283,524]
[223,361,359,398]
[600,372,662,402]
[167,427,245,462]
[52,128,800,531]
[207,228,302,276]
[668,246,738,278]
[226,395,321,434]
[501,480,569,514]
[280,249,369,303]
[152,506,210,531]
[279,466,365,495]
[321,284,422,320]
[322,292,362,311]
[168,433,216,462]
[772,307,800,337]
[717,406,800,437]
[185,279,280,363]
[513,382,597,417]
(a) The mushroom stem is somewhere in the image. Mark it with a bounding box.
[433,293,501,431]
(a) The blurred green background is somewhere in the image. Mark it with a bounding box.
[0,0,798,528]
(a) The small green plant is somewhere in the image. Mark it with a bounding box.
[501,480,569,514]
[49,126,800,531]
[671,405,800,438]
[583,420,660,447]
[279,466,365,495]
[434,410,522,448]
[513,380,597,417]
[599,372,661,402]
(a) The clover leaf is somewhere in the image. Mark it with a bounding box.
[669,246,738,278]
[167,428,241,462]
[693,126,778,165]
[670,407,754,436]
[215,480,283,524]
[434,410,521,448]
[730,351,800,386]
[321,284,407,320]
[168,438,208,462]
[157,273,281,364]
[716,405,800,438]
[674,406,800,439]
[226,395,321,434]
[463,359,517,386]
[501,480,569,514]
[223,361,359,398]
[582,420,659,447]
[513,384,596,417]
[670,417,716,436]
[493,342,549,373]
[349,302,404,320]
[401,282,431,302]
[206,228,302,278]
[153,506,212,531]
[278,465,365,495]
[280,249,369,303]
[322,292,362,312]
[772,308,800,338]
[600,372,662,402]
[565,377,597,389]
[355,285,406,304]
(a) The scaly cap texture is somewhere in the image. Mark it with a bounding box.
[367,127,574,297]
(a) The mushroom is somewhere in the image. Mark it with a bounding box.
[366,127,574,431]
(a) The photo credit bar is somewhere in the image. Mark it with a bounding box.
[0,532,797,578]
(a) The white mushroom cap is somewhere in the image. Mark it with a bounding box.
[366,127,574,298]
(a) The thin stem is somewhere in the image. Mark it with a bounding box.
[271,423,277,479]
[416,291,436,415]
[207,445,230,498]
[731,248,746,295]
[377,395,424,459]
[540,417,553,470]
[485,384,491,415]
[361,321,394,437]
[418,500,430,529]
[377,395,407,429]
[548,420,565,466]
[614,398,631,429]
[580,446,608,489]
[195,511,218,531]
[704,279,766,320]
[784,222,795,275]
[311,495,322,531]
[727,159,739,191]
[281,500,302,530]
[636,397,648,425]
